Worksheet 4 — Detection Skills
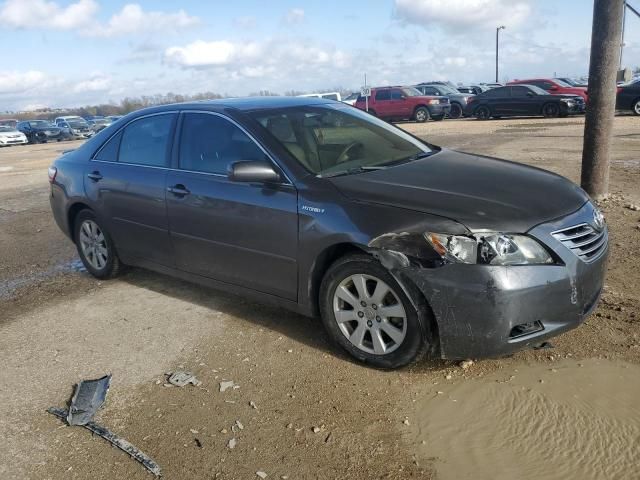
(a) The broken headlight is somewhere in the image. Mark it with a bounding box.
[425,232,554,265]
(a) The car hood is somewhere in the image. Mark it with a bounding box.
[329,149,589,233]
[0,130,23,137]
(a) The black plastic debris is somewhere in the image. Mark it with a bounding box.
[47,407,162,477]
[67,374,112,426]
[533,341,555,350]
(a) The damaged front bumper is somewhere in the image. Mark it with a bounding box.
[396,203,609,359]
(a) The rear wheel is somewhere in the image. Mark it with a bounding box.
[74,210,124,279]
[542,102,560,118]
[475,106,491,120]
[448,103,463,119]
[632,98,640,116]
[319,254,431,368]
[414,107,430,123]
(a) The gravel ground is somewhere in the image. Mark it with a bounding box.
[1,116,638,480]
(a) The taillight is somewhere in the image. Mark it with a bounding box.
[616,87,622,94]
[48,166,57,183]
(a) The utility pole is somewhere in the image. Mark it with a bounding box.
[581,0,624,200]
[496,26,505,83]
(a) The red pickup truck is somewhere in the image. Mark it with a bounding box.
[508,78,588,101]
[354,86,450,122]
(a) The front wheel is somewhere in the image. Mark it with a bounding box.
[542,102,560,118]
[632,98,640,116]
[414,107,430,123]
[74,210,124,279]
[319,254,431,368]
[448,103,463,119]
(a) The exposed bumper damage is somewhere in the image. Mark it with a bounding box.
[366,203,608,360]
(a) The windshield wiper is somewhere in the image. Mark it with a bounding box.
[319,165,386,178]
[381,151,433,167]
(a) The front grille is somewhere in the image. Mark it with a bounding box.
[551,223,608,262]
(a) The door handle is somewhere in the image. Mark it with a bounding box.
[87,171,103,181]
[167,184,191,196]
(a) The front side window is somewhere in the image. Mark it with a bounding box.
[250,104,432,176]
[390,89,404,100]
[118,114,175,167]
[179,113,265,175]
[511,86,530,97]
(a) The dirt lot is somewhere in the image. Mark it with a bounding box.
[1,116,639,480]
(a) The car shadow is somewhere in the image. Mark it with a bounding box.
[119,267,342,358]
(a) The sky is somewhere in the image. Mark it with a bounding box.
[1,0,639,111]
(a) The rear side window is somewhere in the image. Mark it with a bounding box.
[390,89,403,100]
[375,90,391,101]
[118,114,175,167]
[510,86,530,97]
[95,131,122,162]
[178,113,265,175]
[484,88,507,98]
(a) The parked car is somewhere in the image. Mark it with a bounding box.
[87,118,112,133]
[17,120,66,143]
[0,119,19,129]
[0,125,28,146]
[509,78,588,101]
[47,97,608,368]
[354,86,450,122]
[616,78,640,115]
[458,85,487,95]
[413,83,474,119]
[54,116,94,139]
[342,92,359,106]
[298,92,342,101]
[555,77,588,88]
[480,83,504,89]
[465,85,585,119]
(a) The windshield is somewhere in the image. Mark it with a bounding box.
[250,104,432,176]
[553,79,571,87]
[0,126,15,132]
[401,87,425,97]
[67,118,88,127]
[430,84,458,95]
[526,85,549,95]
[30,120,54,127]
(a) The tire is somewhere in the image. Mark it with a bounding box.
[448,103,463,119]
[414,107,430,123]
[632,98,640,116]
[319,254,432,369]
[475,106,491,120]
[542,102,560,118]
[74,209,124,279]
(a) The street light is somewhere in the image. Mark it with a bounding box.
[496,25,506,83]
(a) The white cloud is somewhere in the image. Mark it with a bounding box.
[73,74,111,93]
[89,4,200,37]
[0,0,98,30]
[0,0,199,36]
[0,71,48,94]
[165,40,262,68]
[394,0,532,31]
[284,8,305,25]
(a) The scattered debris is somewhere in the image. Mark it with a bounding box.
[459,360,474,370]
[67,375,112,426]
[249,400,258,409]
[190,429,199,434]
[445,374,452,380]
[219,380,236,392]
[403,419,410,426]
[167,371,201,387]
[624,203,640,211]
[194,438,203,448]
[256,471,268,479]
[312,426,321,433]
[324,432,332,443]
[47,407,161,477]
[227,438,237,449]
[233,420,244,431]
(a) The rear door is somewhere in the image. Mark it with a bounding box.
[84,112,177,266]
[165,111,298,300]
[373,89,392,117]
[484,87,511,115]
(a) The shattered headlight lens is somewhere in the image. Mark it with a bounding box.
[425,232,553,265]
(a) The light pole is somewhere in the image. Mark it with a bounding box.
[496,25,505,83]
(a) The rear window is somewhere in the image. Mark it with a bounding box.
[375,90,391,101]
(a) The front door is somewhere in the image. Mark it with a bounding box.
[166,112,299,300]
[84,113,177,266]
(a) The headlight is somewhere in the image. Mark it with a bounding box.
[425,232,554,265]
[428,99,440,105]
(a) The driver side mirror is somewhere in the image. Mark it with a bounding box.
[549,85,558,91]
[228,161,281,183]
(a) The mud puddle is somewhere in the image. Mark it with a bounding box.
[0,258,85,299]
[410,359,640,480]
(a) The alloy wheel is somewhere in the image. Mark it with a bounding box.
[634,100,640,115]
[415,109,428,122]
[332,274,407,355]
[79,220,108,270]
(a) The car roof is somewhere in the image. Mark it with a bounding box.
[176,96,335,111]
